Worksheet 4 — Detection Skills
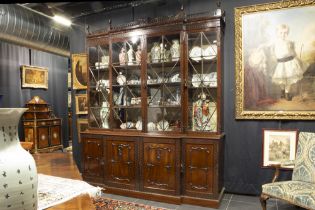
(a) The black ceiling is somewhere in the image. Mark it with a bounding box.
[18,0,167,20]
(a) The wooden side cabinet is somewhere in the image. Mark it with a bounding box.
[23,118,63,152]
[23,96,63,153]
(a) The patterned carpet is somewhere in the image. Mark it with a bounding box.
[93,197,171,210]
[38,174,101,209]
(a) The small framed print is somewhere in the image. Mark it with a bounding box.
[75,94,88,114]
[68,72,71,88]
[68,91,71,108]
[77,118,88,143]
[21,65,48,89]
[262,129,298,169]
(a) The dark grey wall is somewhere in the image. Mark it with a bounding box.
[0,41,69,148]
[69,25,87,168]
[69,0,315,195]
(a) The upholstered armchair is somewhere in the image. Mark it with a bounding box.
[260,132,315,210]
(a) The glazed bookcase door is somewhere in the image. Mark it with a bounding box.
[186,31,218,133]
[88,44,110,129]
[111,38,143,130]
[146,34,182,132]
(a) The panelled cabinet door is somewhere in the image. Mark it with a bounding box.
[143,141,177,194]
[183,142,216,197]
[37,127,49,148]
[24,127,34,143]
[50,126,61,146]
[83,138,104,180]
[106,140,136,189]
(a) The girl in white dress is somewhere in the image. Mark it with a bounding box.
[272,24,304,100]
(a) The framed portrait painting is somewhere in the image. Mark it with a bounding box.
[21,65,48,89]
[235,1,315,120]
[75,94,88,114]
[77,118,88,143]
[262,129,298,169]
[72,53,87,90]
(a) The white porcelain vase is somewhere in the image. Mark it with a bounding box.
[0,108,38,210]
[100,102,110,129]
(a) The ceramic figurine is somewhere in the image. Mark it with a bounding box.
[170,39,180,61]
[160,43,167,62]
[100,102,109,129]
[150,42,161,63]
[165,49,171,62]
[192,96,217,132]
[135,45,142,64]
[136,120,142,130]
[147,52,151,63]
[119,47,128,65]
[127,43,134,65]
[101,55,109,66]
[117,72,126,85]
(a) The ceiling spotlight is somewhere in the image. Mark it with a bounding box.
[53,15,72,27]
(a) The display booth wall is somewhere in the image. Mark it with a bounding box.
[0,41,69,148]
[69,0,315,195]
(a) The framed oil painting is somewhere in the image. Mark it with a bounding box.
[77,118,88,143]
[262,129,298,169]
[21,65,48,89]
[72,53,87,90]
[235,1,315,120]
[75,94,88,114]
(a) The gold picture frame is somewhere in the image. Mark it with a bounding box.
[235,0,315,120]
[262,129,298,169]
[77,118,88,143]
[21,65,48,89]
[75,94,88,115]
[72,53,87,90]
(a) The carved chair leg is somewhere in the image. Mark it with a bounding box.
[260,193,269,210]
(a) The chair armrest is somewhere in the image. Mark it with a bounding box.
[269,164,281,183]
[269,160,295,183]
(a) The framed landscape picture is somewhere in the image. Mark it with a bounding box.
[72,53,87,90]
[21,65,48,89]
[75,94,88,114]
[262,129,298,169]
[68,91,72,108]
[77,118,88,143]
[68,72,71,88]
[235,1,315,120]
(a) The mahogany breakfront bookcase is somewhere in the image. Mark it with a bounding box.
[81,11,225,208]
